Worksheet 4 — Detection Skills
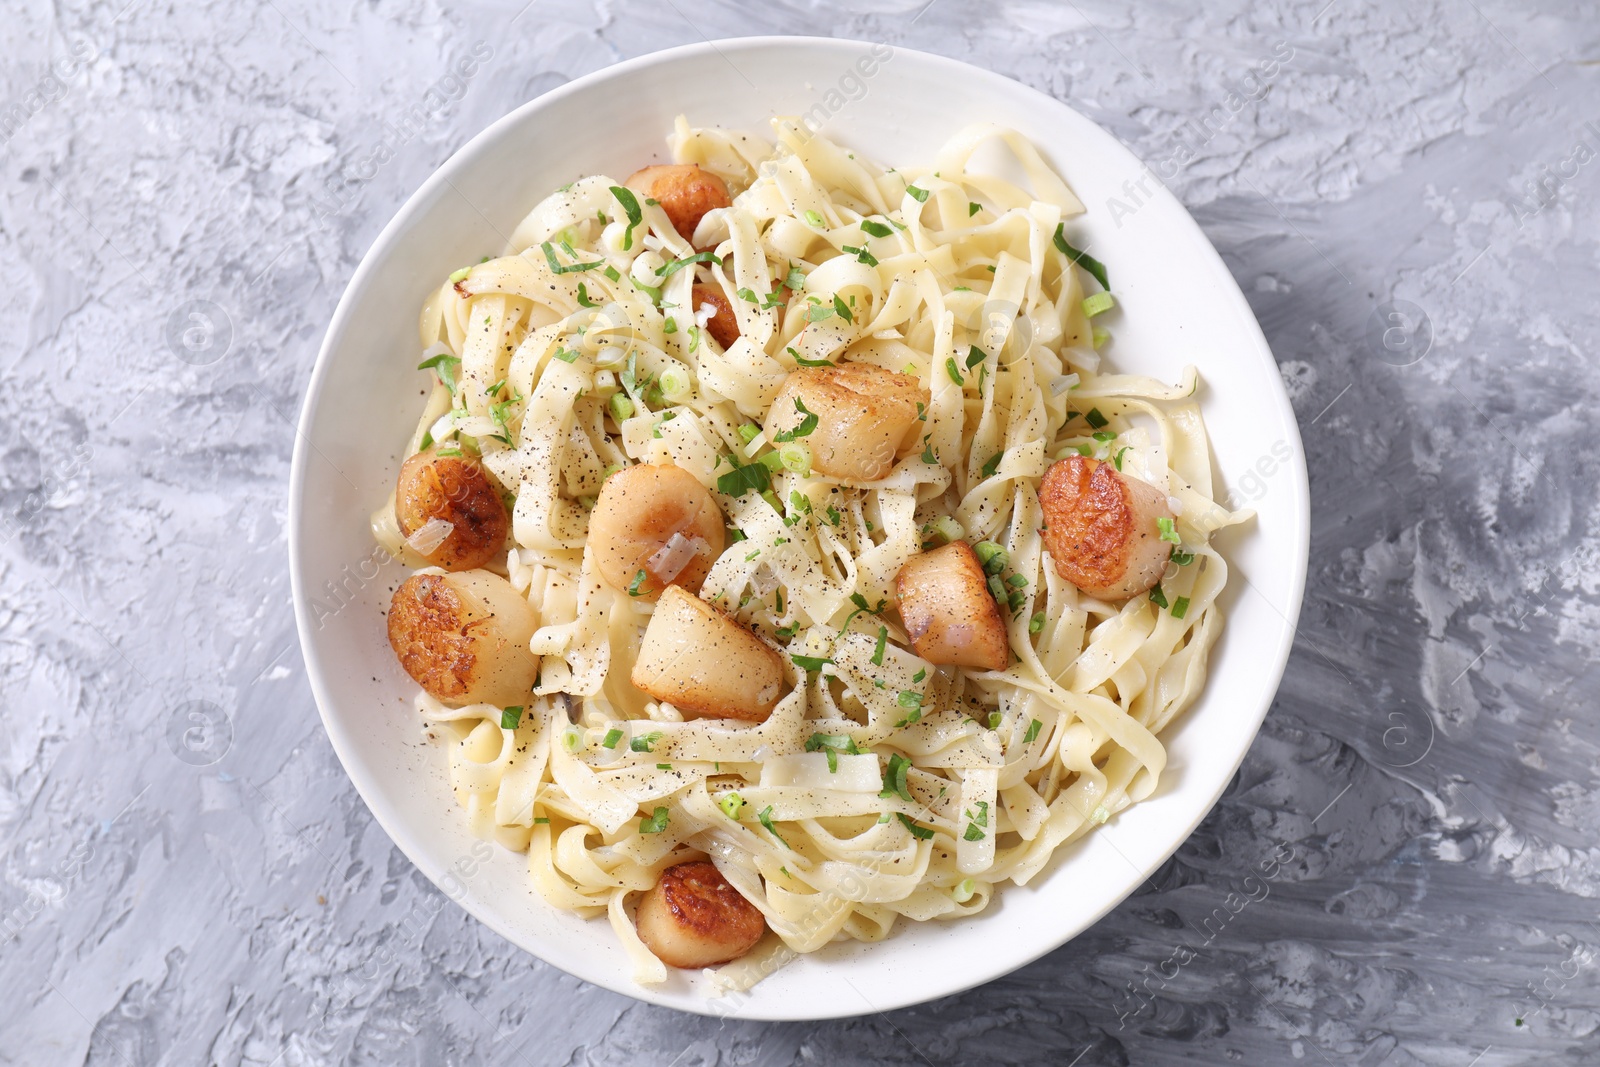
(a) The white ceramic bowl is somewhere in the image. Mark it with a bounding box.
[290,36,1309,1020]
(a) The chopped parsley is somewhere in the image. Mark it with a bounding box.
[896,813,934,839]
[656,251,721,278]
[609,185,642,250]
[1170,548,1196,566]
[905,185,930,203]
[1084,407,1109,430]
[945,357,963,385]
[805,732,862,773]
[792,654,833,672]
[879,753,913,802]
[1052,223,1110,291]
[757,805,790,848]
[629,731,663,754]
[541,240,603,274]
[968,202,982,217]
[639,807,669,833]
[1149,583,1169,609]
[773,397,818,442]
[788,345,833,368]
[716,456,772,497]
[500,706,523,730]
[627,570,649,597]
[871,626,887,666]
[860,219,893,238]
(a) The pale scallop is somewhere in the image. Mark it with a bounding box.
[631,586,785,721]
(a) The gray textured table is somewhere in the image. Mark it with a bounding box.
[3,1,1597,1063]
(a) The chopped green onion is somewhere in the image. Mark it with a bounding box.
[778,441,812,476]
[738,422,761,444]
[1092,327,1111,349]
[448,266,472,283]
[1006,573,1028,588]
[953,878,976,902]
[1024,718,1044,743]
[718,792,746,820]
[905,185,929,203]
[792,654,833,672]
[659,366,691,401]
[974,541,1007,574]
[1084,407,1109,430]
[1157,516,1181,544]
[860,219,893,238]
[871,626,887,666]
[602,728,623,749]
[627,570,648,597]
[629,731,663,753]
[945,357,963,385]
[922,435,938,464]
[1052,224,1111,291]
[803,209,826,228]
[553,346,580,363]
[1149,583,1169,609]
[1082,292,1117,318]
[608,393,635,422]
[1114,446,1130,471]
[500,706,523,730]
[663,316,677,334]
[562,728,582,753]
[912,668,926,683]
[639,806,669,833]
[1172,596,1191,619]
[575,282,599,308]
[1029,612,1045,634]
[966,345,986,369]
[1170,549,1196,566]
[981,451,1003,478]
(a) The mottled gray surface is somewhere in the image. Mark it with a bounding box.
[2,0,1598,1063]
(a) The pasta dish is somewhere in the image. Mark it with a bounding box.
[374,116,1245,988]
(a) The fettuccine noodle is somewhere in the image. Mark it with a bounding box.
[376,116,1247,989]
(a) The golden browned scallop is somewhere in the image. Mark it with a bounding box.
[1039,455,1175,600]
[590,463,726,600]
[394,447,510,571]
[692,284,740,350]
[768,363,926,482]
[387,570,540,707]
[895,541,1010,672]
[636,860,766,969]
[631,586,785,721]
[625,164,731,247]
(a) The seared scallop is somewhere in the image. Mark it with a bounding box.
[692,283,740,349]
[625,164,731,246]
[589,463,726,600]
[635,860,766,969]
[631,586,785,721]
[1039,455,1175,600]
[768,363,925,482]
[394,446,510,571]
[387,569,540,707]
[895,541,1010,671]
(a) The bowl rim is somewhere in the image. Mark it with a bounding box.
[289,33,1310,1019]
